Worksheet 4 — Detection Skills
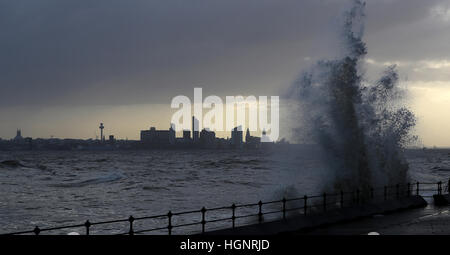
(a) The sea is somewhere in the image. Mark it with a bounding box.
[1,147,449,234]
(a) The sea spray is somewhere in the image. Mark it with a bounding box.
[288,0,416,196]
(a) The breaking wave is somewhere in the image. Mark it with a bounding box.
[288,0,416,195]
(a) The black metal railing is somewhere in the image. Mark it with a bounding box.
[3,179,449,235]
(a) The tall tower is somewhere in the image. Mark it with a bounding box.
[192,116,199,142]
[192,116,195,138]
[245,128,250,142]
[14,129,23,141]
[99,123,104,141]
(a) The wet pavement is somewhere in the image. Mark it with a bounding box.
[305,199,450,235]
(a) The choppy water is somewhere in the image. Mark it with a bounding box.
[0,148,449,234]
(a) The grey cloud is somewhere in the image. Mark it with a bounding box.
[0,0,449,109]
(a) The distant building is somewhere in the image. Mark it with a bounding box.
[200,129,216,148]
[24,137,33,150]
[261,129,271,143]
[245,128,261,149]
[99,123,105,141]
[192,116,200,143]
[183,130,191,140]
[231,126,243,148]
[109,135,115,145]
[215,137,231,149]
[140,125,176,147]
[14,129,23,141]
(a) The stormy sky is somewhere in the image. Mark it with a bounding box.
[1,0,450,146]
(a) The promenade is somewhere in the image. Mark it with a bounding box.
[207,196,428,235]
[304,200,450,235]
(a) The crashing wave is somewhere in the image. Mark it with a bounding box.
[288,0,416,194]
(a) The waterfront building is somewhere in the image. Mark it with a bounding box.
[199,128,216,148]
[231,126,243,148]
[140,125,176,147]
[99,123,105,141]
[245,128,261,149]
[13,129,23,141]
[183,130,191,140]
[192,116,200,143]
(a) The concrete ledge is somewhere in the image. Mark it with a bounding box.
[206,196,427,235]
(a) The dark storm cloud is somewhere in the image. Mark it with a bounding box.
[0,0,448,107]
[365,0,450,61]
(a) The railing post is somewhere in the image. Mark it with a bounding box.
[33,226,40,235]
[304,195,307,216]
[167,211,172,235]
[231,204,236,229]
[438,181,442,195]
[84,220,91,235]
[282,198,286,220]
[384,186,387,201]
[416,182,419,196]
[201,207,207,233]
[340,191,344,208]
[258,201,263,224]
[323,193,327,212]
[356,189,360,204]
[396,184,399,199]
[128,216,134,235]
[407,183,411,197]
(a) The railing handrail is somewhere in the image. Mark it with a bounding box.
[2,179,449,235]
